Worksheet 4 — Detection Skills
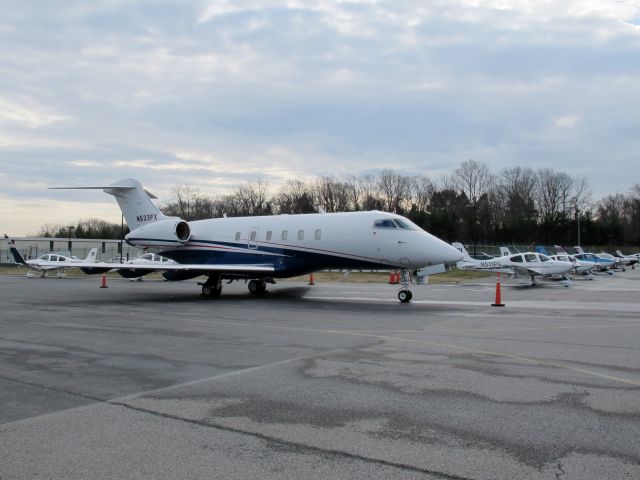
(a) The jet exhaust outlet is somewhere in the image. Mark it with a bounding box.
[176,221,190,242]
[126,218,191,245]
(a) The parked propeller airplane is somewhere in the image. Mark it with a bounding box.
[544,245,596,277]
[454,243,574,285]
[43,178,463,302]
[496,246,574,286]
[5,237,98,278]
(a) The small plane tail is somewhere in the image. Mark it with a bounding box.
[535,245,550,255]
[574,246,585,254]
[616,250,626,258]
[50,178,167,231]
[4,235,27,265]
[83,248,98,263]
[499,246,512,257]
[554,245,569,255]
[451,242,472,261]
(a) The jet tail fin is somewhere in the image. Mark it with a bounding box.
[451,242,472,261]
[50,179,167,230]
[4,235,27,265]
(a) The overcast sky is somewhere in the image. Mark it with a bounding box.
[1,0,639,235]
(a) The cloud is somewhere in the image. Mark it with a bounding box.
[553,115,582,129]
[0,97,71,128]
[0,0,639,233]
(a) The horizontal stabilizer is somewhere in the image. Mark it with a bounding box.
[49,185,158,199]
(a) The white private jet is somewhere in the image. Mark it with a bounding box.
[49,178,463,302]
[4,236,98,278]
[497,246,574,286]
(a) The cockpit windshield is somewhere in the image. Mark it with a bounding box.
[373,219,397,229]
[373,218,419,230]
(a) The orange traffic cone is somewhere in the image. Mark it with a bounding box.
[309,273,315,285]
[491,273,504,307]
[100,274,108,289]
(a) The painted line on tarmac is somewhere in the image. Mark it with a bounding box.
[316,329,640,387]
[305,295,640,313]
[0,355,306,428]
[113,355,306,402]
[173,316,640,387]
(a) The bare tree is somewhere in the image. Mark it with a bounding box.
[378,170,412,213]
[232,180,272,216]
[357,174,382,211]
[272,179,316,214]
[314,176,352,212]
[411,175,436,212]
[452,159,494,203]
[535,168,574,224]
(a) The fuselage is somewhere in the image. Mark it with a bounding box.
[126,211,463,277]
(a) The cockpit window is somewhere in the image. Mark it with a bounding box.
[393,219,417,230]
[374,219,397,229]
[510,255,523,263]
[141,253,153,260]
[525,253,538,262]
[539,254,550,262]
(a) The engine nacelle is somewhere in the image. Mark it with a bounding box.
[126,218,191,246]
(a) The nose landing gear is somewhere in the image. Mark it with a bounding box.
[397,269,413,303]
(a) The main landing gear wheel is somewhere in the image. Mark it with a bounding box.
[202,284,221,297]
[200,275,222,298]
[248,279,267,295]
[398,289,412,303]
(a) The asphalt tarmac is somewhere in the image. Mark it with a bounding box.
[1,270,639,479]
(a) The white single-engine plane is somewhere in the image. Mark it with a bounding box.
[46,178,462,302]
[455,243,573,285]
[452,242,512,274]
[5,236,98,278]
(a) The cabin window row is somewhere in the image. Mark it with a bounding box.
[235,229,322,242]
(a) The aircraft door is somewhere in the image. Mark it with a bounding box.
[248,227,259,249]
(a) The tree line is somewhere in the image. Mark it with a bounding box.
[37,160,640,246]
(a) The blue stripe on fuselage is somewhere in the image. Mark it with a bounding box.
[128,237,395,277]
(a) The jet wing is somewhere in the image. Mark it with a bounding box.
[64,260,275,274]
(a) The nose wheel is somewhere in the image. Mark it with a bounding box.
[397,269,413,303]
[398,289,412,303]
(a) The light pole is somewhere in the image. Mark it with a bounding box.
[67,226,74,255]
[120,214,124,261]
[576,207,581,247]
[472,196,477,259]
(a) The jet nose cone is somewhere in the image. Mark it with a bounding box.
[443,243,464,264]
